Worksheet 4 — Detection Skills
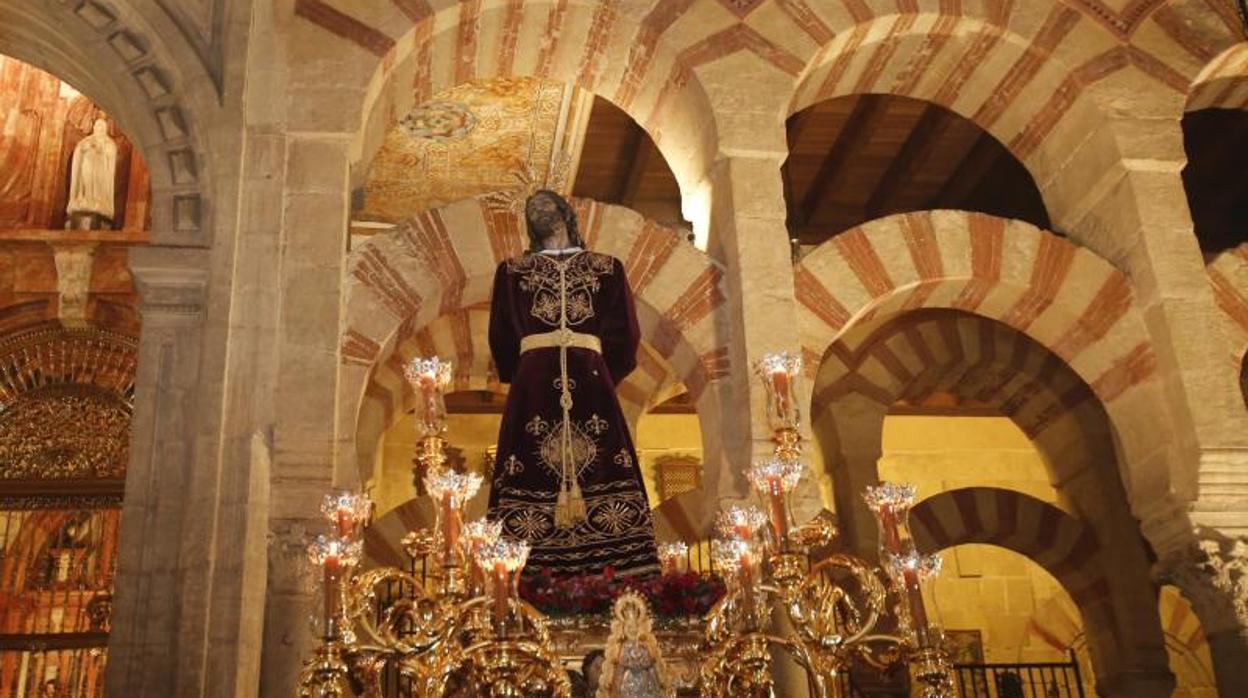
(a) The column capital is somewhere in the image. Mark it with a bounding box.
[128,246,210,324]
[1157,535,1248,637]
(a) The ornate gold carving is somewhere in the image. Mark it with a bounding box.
[0,327,137,479]
[0,385,131,479]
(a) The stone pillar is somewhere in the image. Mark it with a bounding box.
[817,396,887,558]
[107,244,269,698]
[702,152,802,510]
[257,132,352,696]
[1158,536,1248,696]
[107,247,209,695]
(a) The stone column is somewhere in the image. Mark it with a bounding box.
[107,245,270,698]
[702,151,803,511]
[257,132,352,697]
[817,396,888,558]
[1158,536,1248,695]
[699,101,810,695]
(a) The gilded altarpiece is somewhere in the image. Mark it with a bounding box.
[0,327,135,698]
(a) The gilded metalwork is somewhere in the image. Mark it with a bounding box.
[696,356,956,697]
[300,358,570,698]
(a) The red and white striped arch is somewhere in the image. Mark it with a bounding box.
[795,210,1171,503]
[339,195,729,480]
[785,0,1241,189]
[288,0,736,193]
[1188,42,1248,111]
[910,486,1174,684]
[908,487,1136,668]
[780,1,1243,381]
[912,488,1108,608]
[814,311,1099,440]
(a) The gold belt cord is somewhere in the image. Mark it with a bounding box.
[554,258,587,527]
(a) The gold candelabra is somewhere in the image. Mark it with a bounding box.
[297,356,570,698]
[697,351,955,697]
[298,352,954,697]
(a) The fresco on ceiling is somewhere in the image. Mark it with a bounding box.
[360,77,567,223]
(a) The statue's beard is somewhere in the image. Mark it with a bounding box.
[529,212,568,247]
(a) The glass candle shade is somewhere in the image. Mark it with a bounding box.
[712,537,760,618]
[462,518,504,591]
[475,539,530,626]
[657,541,688,576]
[321,490,372,540]
[755,352,803,431]
[747,458,805,546]
[864,482,938,643]
[307,535,362,635]
[424,469,483,563]
[404,357,453,438]
[715,505,767,543]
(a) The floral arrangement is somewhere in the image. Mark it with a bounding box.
[519,567,725,620]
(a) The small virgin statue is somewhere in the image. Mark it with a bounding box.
[596,592,674,698]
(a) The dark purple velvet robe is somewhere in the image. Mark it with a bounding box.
[487,250,659,577]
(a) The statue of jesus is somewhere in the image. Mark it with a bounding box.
[487,190,659,577]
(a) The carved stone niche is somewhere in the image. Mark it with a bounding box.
[1160,536,1248,636]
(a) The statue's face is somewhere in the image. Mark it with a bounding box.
[525,193,564,237]
[93,119,108,136]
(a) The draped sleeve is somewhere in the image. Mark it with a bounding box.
[601,257,640,385]
[488,261,520,383]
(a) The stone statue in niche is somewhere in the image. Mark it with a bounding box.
[66,118,117,230]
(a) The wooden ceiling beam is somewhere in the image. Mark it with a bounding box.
[865,104,949,219]
[797,95,887,228]
[933,133,1004,209]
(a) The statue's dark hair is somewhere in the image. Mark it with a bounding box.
[525,189,585,253]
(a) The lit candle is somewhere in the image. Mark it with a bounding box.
[658,542,688,576]
[322,540,341,631]
[747,458,804,549]
[766,477,789,543]
[770,369,791,425]
[756,352,803,429]
[335,507,351,539]
[405,357,452,438]
[441,492,461,552]
[493,560,509,624]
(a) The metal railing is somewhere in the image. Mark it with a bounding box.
[835,649,1086,698]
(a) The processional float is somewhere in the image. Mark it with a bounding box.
[297,353,956,697]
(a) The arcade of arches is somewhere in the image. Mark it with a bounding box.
[1,1,1248,696]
